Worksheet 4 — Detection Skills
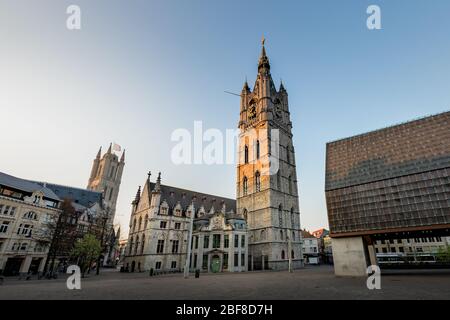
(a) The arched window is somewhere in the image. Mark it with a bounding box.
[135,235,140,255]
[24,211,38,220]
[286,146,290,164]
[277,171,281,191]
[255,171,261,192]
[291,250,294,259]
[281,250,285,260]
[290,207,295,227]
[244,145,249,164]
[138,217,142,230]
[132,218,136,232]
[292,231,296,241]
[278,205,283,227]
[260,230,266,240]
[243,176,248,196]
[243,209,248,222]
[141,234,145,254]
[288,175,293,194]
[144,214,148,230]
[256,140,260,159]
[128,237,133,255]
[280,230,284,241]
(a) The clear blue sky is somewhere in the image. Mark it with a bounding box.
[1,0,450,237]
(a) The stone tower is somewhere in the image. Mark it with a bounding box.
[236,40,304,270]
[87,143,125,225]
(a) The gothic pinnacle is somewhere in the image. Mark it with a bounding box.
[120,149,126,163]
[96,146,102,159]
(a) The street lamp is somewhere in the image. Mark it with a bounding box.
[184,201,195,279]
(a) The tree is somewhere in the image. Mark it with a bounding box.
[36,198,78,277]
[71,234,102,277]
[436,246,450,264]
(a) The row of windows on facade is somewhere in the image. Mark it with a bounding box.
[0,189,58,208]
[0,221,34,237]
[1,205,40,220]
[0,241,45,253]
[243,141,294,165]
[375,246,445,254]
[376,237,444,245]
[127,234,246,256]
[149,253,246,271]
[252,229,298,242]
[241,171,295,196]
[131,217,183,233]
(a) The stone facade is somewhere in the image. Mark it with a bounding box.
[123,172,247,273]
[236,41,304,270]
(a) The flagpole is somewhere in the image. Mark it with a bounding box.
[184,201,195,279]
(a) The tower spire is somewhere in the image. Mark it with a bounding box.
[154,172,161,192]
[96,146,102,159]
[107,143,112,154]
[132,185,141,205]
[258,36,270,72]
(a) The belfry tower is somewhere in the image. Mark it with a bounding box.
[236,39,304,270]
[87,143,125,224]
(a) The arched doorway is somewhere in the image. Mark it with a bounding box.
[211,255,220,273]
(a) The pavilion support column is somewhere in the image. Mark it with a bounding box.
[332,236,369,277]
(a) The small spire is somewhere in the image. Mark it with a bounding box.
[96,146,102,159]
[132,186,141,205]
[154,172,161,192]
[279,79,286,92]
[120,149,126,162]
[258,36,270,72]
[147,171,151,180]
[107,143,112,154]
[242,79,250,92]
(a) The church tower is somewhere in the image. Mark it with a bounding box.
[87,143,125,225]
[236,39,304,270]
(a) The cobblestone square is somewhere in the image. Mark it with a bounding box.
[1,266,449,300]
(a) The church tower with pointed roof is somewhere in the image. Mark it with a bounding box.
[236,39,304,270]
[87,143,125,225]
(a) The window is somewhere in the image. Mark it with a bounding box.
[160,221,167,229]
[286,146,290,164]
[9,207,16,216]
[138,217,142,230]
[243,209,248,222]
[3,206,10,215]
[290,208,295,227]
[202,255,208,270]
[223,254,228,269]
[204,236,209,248]
[241,254,245,266]
[24,211,37,220]
[256,140,260,159]
[195,236,199,249]
[144,214,148,229]
[255,171,261,192]
[157,240,164,253]
[213,234,221,249]
[175,222,181,230]
[132,218,136,232]
[243,177,248,196]
[172,240,179,253]
[244,145,249,164]
[141,235,145,254]
[0,221,10,233]
[17,224,32,237]
[224,235,229,248]
[234,235,239,248]
[280,230,284,241]
[281,250,285,259]
[193,254,197,268]
[128,237,133,255]
[288,175,293,194]
[234,254,239,267]
[109,188,114,201]
[291,250,294,259]
[260,230,266,240]
[134,236,140,255]
[171,261,177,269]
[278,205,283,227]
[277,171,281,191]
[20,243,27,251]
[241,235,245,248]
[155,261,162,270]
